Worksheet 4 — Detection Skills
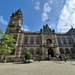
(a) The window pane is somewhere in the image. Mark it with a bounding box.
[58,37,61,44]
[30,38,34,44]
[24,39,28,44]
[62,37,67,44]
[36,39,40,44]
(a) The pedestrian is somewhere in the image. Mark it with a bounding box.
[64,55,67,62]
[59,55,62,61]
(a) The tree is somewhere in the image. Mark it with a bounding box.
[0,29,16,63]
[25,52,32,59]
[0,28,3,38]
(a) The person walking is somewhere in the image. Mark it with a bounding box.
[59,55,62,61]
[64,55,67,62]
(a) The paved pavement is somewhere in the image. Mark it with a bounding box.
[0,61,75,75]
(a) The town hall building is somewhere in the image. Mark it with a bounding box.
[6,9,75,61]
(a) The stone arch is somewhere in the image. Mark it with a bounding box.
[29,48,34,55]
[36,48,41,55]
[46,39,52,45]
[59,48,64,54]
[65,48,70,54]
[48,48,54,57]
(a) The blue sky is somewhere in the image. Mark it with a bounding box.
[0,0,75,33]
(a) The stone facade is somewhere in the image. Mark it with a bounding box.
[5,9,75,61]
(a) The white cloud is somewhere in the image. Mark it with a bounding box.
[0,16,8,25]
[42,2,51,22]
[42,13,48,22]
[57,0,75,32]
[44,3,51,13]
[34,1,40,10]
[21,25,30,31]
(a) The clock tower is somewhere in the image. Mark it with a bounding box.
[6,9,23,39]
[6,9,23,57]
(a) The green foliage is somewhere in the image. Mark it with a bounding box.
[0,29,16,55]
[0,28,3,34]
[0,28,3,38]
[25,52,32,59]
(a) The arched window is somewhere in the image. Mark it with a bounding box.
[30,37,34,44]
[36,38,40,45]
[65,48,70,54]
[24,37,28,44]
[29,48,34,55]
[62,37,67,44]
[67,37,72,45]
[57,37,61,44]
[71,48,75,54]
[36,48,41,55]
[46,39,52,45]
[60,48,64,54]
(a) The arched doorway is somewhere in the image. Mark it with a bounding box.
[48,48,54,57]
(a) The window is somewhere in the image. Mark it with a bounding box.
[24,38,28,44]
[36,48,41,55]
[46,39,52,45]
[60,48,64,54]
[29,48,34,55]
[30,37,34,44]
[62,37,67,44]
[67,37,72,45]
[65,48,70,54]
[36,38,40,44]
[57,37,61,44]
[71,48,75,54]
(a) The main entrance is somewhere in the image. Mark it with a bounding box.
[48,48,54,57]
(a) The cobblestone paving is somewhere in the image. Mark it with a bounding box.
[0,61,75,75]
